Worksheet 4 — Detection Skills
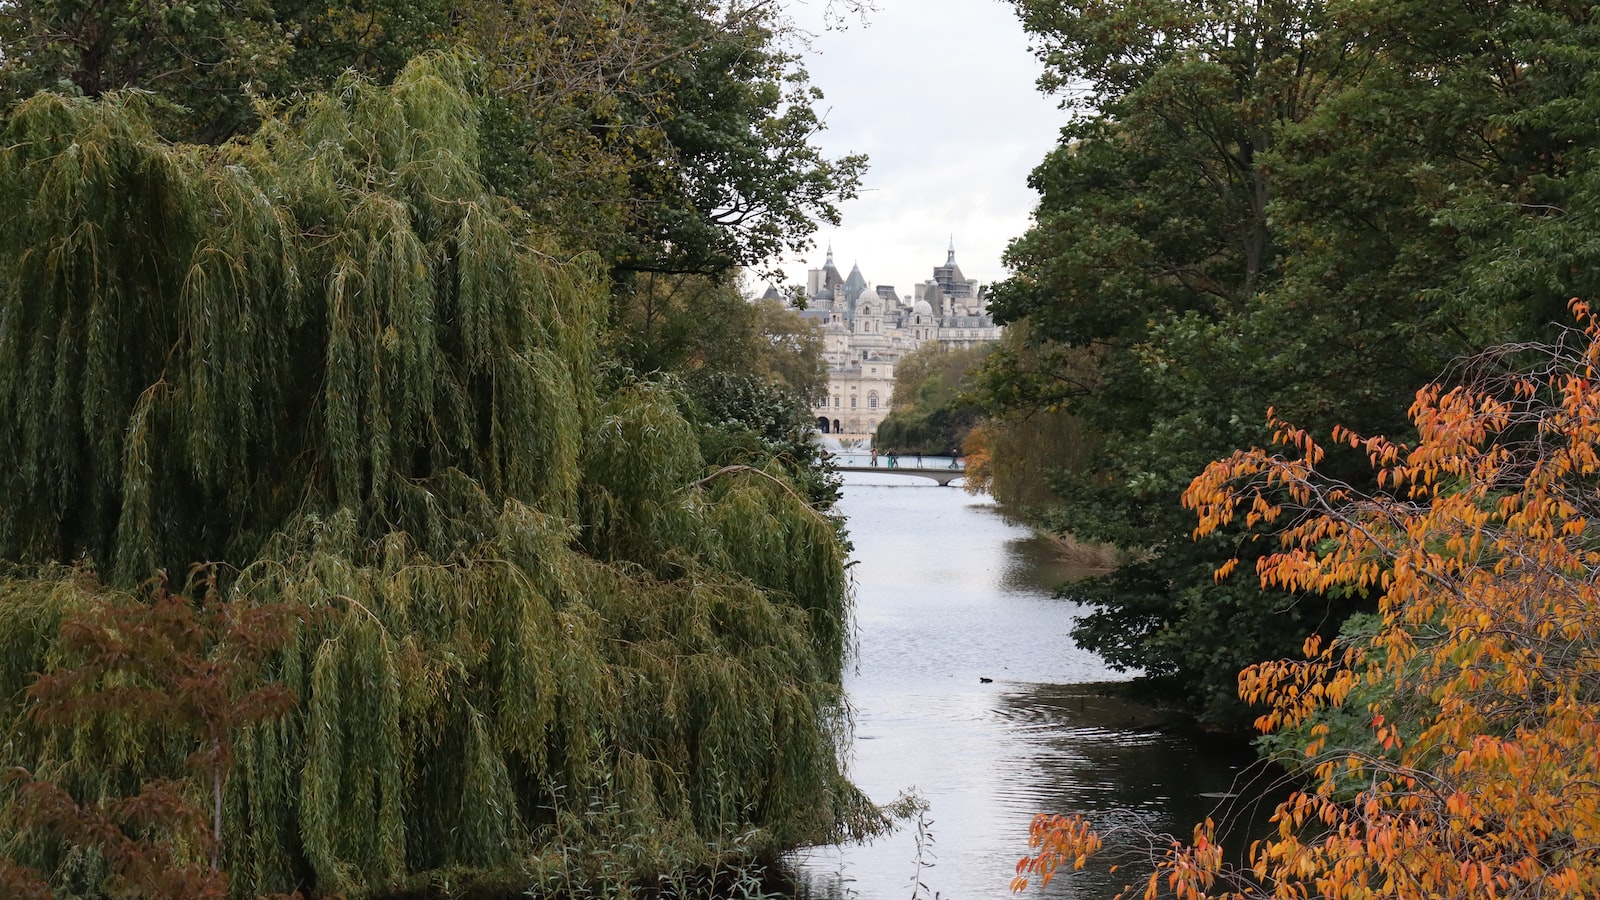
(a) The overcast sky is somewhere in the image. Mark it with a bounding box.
[771,0,1069,296]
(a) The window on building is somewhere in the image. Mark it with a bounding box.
[868,391,879,409]
[850,396,857,408]
[833,397,840,408]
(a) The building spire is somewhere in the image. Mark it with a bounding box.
[825,242,835,266]
[947,235,956,266]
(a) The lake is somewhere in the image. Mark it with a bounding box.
[785,473,1285,899]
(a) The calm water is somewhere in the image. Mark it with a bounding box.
[785,474,1284,900]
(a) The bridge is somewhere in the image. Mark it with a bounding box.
[833,464,968,487]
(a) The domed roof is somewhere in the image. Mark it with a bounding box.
[912,298,933,315]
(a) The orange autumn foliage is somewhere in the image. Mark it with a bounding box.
[960,420,995,496]
[1014,301,1600,899]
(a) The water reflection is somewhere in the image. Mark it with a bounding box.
[989,684,1289,893]
[787,477,1283,899]
[995,532,1101,597]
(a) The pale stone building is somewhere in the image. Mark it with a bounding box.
[792,243,1002,442]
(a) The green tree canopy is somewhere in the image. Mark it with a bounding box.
[986,0,1600,724]
[874,342,991,456]
[0,0,453,142]
[0,0,866,285]
[961,324,1100,511]
[608,273,826,399]
[0,56,870,897]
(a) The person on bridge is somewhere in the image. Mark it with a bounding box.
[887,453,897,468]
[870,448,879,467]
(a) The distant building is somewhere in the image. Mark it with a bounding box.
[790,242,1002,441]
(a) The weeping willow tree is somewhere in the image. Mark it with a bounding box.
[0,54,874,898]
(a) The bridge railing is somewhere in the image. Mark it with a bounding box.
[826,453,966,471]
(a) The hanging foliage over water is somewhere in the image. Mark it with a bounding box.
[0,55,869,898]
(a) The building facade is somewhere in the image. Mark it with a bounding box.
[794,243,1002,441]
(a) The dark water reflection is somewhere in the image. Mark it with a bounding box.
[785,476,1285,899]
[995,532,1099,597]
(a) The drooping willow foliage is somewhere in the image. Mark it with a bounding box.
[0,54,873,897]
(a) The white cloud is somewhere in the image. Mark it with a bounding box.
[773,0,1067,294]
